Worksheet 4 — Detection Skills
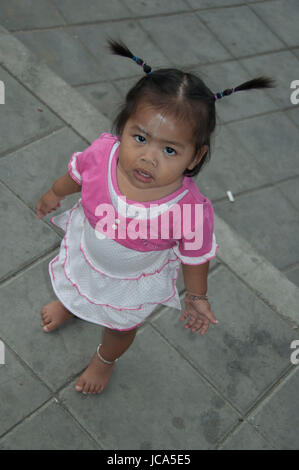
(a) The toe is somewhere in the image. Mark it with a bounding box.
[75,379,84,392]
[43,314,51,324]
[83,383,91,394]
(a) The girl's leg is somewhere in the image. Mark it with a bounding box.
[41,300,74,332]
[99,326,138,362]
[75,326,138,395]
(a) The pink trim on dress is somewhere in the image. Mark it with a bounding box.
[52,199,181,311]
[49,258,146,331]
[68,153,82,185]
[180,245,219,265]
[79,218,180,281]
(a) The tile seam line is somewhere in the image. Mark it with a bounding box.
[221,107,297,125]
[283,261,299,274]
[212,174,299,206]
[5,1,276,34]
[0,177,64,233]
[150,315,298,437]
[0,394,103,450]
[215,253,299,329]
[246,1,298,51]
[196,2,291,53]
[194,7,288,65]
[2,46,289,93]
[0,63,92,147]
[243,365,299,421]
[0,246,60,289]
[225,365,299,450]
[149,300,244,417]
[63,26,113,83]
[0,125,67,160]
[72,50,293,87]
[47,0,68,25]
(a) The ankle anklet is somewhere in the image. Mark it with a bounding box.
[96,344,119,365]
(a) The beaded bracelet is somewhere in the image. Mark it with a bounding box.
[186,291,209,301]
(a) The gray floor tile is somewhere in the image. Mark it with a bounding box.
[152,265,298,414]
[52,0,131,23]
[292,48,299,60]
[113,75,143,94]
[0,401,98,449]
[219,421,276,450]
[73,21,170,81]
[214,186,299,270]
[0,0,65,31]
[251,0,299,47]
[0,127,87,214]
[226,112,299,183]
[14,29,103,86]
[198,6,284,57]
[194,124,274,201]
[140,13,231,67]
[0,67,63,156]
[0,183,60,281]
[189,59,278,123]
[284,267,299,289]
[276,176,299,216]
[0,255,106,391]
[59,325,239,449]
[187,0,243,7]
[285,106,299,127]
[76,82,123,121]
[240,51,299,109]
[0,347,50,436]
[124,0,190,15]
[247,367,299,450]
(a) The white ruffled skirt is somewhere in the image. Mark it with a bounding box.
[49,199,182,330]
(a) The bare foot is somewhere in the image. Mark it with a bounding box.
[75,352,115,394]
[41,300,74,332]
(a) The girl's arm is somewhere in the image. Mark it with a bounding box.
[35,172,81,219]
[181,261,218,334]
[181,261,210,295]
[51,172,81,198]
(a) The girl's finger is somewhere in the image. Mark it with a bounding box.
[203,309,218,325]
[180,311,189,322]
[199,323,210,335]
[192,321,203,333]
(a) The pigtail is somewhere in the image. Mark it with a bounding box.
[214,76,276,100]
[107,38,152,75]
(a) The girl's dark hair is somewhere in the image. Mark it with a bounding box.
[107,38,275,178]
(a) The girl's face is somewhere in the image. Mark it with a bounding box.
[117,101,208,199]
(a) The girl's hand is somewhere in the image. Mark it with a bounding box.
[35,189,63,219]
[180,294,218,335]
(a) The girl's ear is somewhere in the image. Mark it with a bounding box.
[187,145,209,170]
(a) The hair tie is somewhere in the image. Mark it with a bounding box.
[214,87,236,101]
[132,55,152,75]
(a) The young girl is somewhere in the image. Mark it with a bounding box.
[35,39,274,396]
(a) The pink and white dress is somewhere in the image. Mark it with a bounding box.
[49,133,219,331]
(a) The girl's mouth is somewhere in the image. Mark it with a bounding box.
[134,169,153,183]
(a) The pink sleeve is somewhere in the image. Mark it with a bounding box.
[173,200,219,265]
[67,133,114,185]
[68,151,84,185]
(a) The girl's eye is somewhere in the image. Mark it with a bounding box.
[164,146,176,156]
[134,135,146,144]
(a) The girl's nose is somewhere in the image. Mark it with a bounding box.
[140,148,158,167]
